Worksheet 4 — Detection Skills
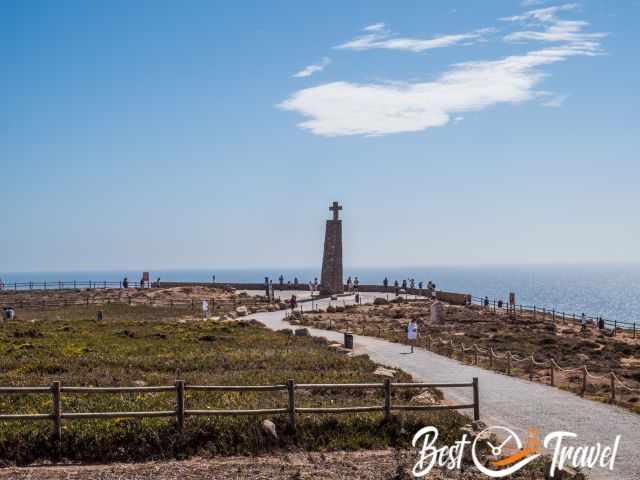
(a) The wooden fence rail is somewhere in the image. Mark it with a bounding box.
[0,378,479,455]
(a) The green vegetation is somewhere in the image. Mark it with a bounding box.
[0,304,466,465]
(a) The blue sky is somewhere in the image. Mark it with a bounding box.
[1,0,639,272]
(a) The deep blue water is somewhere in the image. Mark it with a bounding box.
[2,264,639,322]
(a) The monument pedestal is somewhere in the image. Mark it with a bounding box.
[320,202,344,295]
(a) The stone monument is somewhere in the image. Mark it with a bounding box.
[320,201,344,295]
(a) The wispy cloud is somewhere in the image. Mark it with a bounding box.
[292,57,332,78]
[279,6,605,136]
[542,93,569,107]
[502,3,607,49]
[335,24,496,53]
[363,23,385,32]
[521,0,548,6]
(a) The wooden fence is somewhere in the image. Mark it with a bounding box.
[0,378,479,456]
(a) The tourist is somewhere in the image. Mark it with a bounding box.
[290,294,297,312]
[3,306,16,321]
[581,313,587,331]
[140,276,145,289]
[418,281,423,290]
[353,277,359,291]
[407,318,418,353]
[212,274,216,284]
[498,299,503,309]
[484,296,490,308]
[346,276,352,292]
[156,277,161,288]
[383,277,389,289]
[122,277,129,289]
[402,279,407,290]
[598,317,605,330]
[314,278,319,292]
[287,280,291,290]
[202,300,209,319]
[294,277,298,287]
[279,275,284,286]
[394,280,399,296]
[410,279,415,289]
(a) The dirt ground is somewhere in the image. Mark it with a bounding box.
[0,449,563,480]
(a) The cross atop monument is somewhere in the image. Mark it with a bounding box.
[329,201,343,221]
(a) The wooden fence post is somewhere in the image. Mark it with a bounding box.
[550,364,555,386]
[489,350,494,369]
[528,357,534,381]
[287,379,296,432]
[610,372,616,403]
[581,368,587,397]
[175,380,185,432]
[473,348,478,365]
[472,377,480,422]
[384,378,391,421]
[52,381,62,460]
[460,345,465,362]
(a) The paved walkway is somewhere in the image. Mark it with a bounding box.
[251,293,640,480]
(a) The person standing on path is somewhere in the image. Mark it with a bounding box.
[202,299,209,320]
[581,313,587,331]
[407,318,418,353]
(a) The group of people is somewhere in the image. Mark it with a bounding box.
[346,276,360,292]
[121,276,162,289]
[381,278,436,296]
[581,313,606,331]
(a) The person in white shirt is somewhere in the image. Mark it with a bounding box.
[202,300,209,320]
[407,319,418,353]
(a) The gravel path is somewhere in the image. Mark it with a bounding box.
[252,293,640,480]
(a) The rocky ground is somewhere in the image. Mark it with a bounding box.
[298,298,640,412]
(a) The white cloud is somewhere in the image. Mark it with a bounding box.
[279,6,605,136]
[521,0,548,6]
[278,42,598,136]
[501,3,579,23]
[453,116,464,123]
[363,23,385,32]
[335,24,496,53]
[292,57,331,78]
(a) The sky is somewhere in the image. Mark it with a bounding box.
[1,0,639,272]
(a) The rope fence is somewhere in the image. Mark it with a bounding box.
[296,317,640,406]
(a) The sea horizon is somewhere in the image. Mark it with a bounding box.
[2,263,639,323]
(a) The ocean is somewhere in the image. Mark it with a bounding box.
[2,264,639,323]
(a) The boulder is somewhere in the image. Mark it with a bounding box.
[261,419,278,440]
[294,328,309,337]
[411,389,437,405]
[278,328,294,336]
[373,297,388,306]
[235,306,248,317]
[373,367,396,378]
